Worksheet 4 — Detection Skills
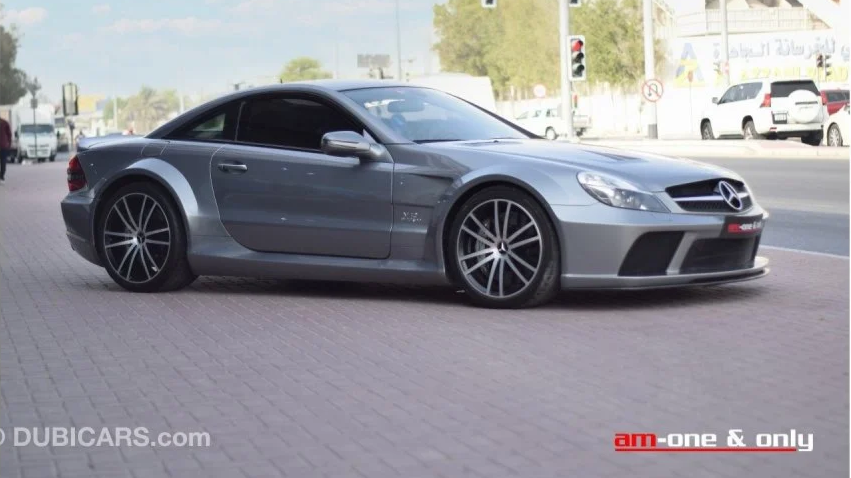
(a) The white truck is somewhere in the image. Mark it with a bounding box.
[10,104,58,162]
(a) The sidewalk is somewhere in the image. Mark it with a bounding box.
[573,138,851,159]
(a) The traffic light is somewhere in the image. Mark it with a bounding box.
[825,54,833,78]
[481,0,496,8]
[816,53,824,68]
[569,35,586,81]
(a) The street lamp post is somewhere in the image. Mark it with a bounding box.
[26,77,41,163]
[720,0,730,86]
[642,0,657,139]
[395,0,402,81]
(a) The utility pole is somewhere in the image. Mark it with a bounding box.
[642,0,657,139]
[395,0,402,80]
[720,0,730,86]
[558,0,575,139]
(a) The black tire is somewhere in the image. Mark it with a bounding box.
[742,120,763,140]
[802,131,824,146]
[827,124,843,147]
[49,154,56,162]
[801,131,824,146]
[545,127,558,140]
[447,186,560,309]
[97,181,197,292]
[700,120,714,140]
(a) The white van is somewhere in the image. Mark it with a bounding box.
[12,104,58,162]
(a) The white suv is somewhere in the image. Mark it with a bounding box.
[700,79,826,145]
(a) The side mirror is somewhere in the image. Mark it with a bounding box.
[711,97,719,104]
[321,131,381,161]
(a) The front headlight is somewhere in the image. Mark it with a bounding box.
[577,172,668,212]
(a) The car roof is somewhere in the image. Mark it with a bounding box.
[147,79,422,139]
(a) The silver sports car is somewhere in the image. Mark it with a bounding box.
[61,80,769,308]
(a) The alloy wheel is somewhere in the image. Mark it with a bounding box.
[828,125,841,146]
[102,193,171,284]
[456,199,542,299]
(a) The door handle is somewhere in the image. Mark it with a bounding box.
[218,162,248,173]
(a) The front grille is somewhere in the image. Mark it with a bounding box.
[619,232,684,276]
[680,236,760,274]
[666,178,752,213]
[676,196,753,213]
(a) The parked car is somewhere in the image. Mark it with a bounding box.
[514,104,591,139]
[825,103,849,147]
[60,80,768,309]
[700,79,826,146]
[820,88,849,116]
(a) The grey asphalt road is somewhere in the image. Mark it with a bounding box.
[34,152,850,256]
[682,156,849,256]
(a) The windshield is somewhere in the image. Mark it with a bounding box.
[21,124,55,134]
[343,86,529,143]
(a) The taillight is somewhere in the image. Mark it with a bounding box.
[67,155,87,191]
[820,91,828,105]
[760,93,771,108]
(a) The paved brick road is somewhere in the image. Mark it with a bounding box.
[1,161,848,478]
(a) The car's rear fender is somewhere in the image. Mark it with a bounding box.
[89,158,199,252]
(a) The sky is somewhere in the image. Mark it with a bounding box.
[1,0,445,102]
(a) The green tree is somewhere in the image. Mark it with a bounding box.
[433,0,506,88]
[102,97,129,125]
[278,57,332,82]
[119,87,177,133]
[432,0,666,93]
[0,4,29,104]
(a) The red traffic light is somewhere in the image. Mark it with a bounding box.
[571,39,584,52]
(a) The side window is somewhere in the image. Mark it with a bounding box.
[744,83,762,100]
[236,96,361,150]
[168,104,237,141]
[719,86,737,104]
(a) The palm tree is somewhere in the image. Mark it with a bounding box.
[120,87,176,133]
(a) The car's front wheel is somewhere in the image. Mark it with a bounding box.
[700,120,714,140]
[827,124,843,146]
[447,186,560,308]
[97,182,196,292]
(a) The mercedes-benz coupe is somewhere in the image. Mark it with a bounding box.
[61,80,769,308]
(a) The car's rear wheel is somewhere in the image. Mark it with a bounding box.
[827,124,843,146]
[545,127,558,140]
[98,182,196,292]
[447,186,560,308]
[743,120,762,140]
[801,131,823,146]
[700,120,714,140]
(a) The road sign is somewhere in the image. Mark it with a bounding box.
[533,84,547,98]
[357,54,390,69]
[642,79,664,102]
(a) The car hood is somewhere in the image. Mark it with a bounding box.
[425,139,740,191]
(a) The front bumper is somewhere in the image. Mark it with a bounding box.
[552,203,769,290]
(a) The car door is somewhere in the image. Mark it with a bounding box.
[210,93,393,259]
[712,85,742,135]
